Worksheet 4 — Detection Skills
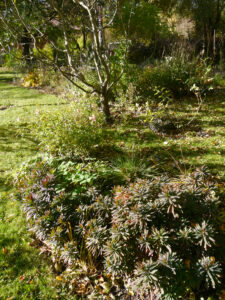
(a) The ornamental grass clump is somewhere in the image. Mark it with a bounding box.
[16,160,224,299]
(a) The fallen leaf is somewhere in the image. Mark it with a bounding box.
[2,248,8,254]
[19,275,25,281]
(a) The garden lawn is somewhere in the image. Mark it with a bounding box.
[0,70,72,299]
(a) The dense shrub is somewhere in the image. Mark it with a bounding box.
[30,102,112,157]
[108,173,223,298]
[15,154,124,257]
[16,158,224,299]
[22,67,61,88]
[136,56,214,99]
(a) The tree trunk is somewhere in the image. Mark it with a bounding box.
[21,31,32,66]
[101,93,112,124]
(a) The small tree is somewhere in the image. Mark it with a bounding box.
[0,0,130,122]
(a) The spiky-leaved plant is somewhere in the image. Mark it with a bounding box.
[16,158,224,299]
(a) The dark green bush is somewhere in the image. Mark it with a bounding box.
[16,159,224,299]
[136,56,214,99]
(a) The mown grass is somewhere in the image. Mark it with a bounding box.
[0,70,74,299]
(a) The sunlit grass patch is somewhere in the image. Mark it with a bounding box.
[0,70,70,299]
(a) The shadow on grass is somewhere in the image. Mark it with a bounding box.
[128,140,225,178]
[200,119,225,127]
[0,71,17,80]
[0,70,17,75]
[0,86,43,97]
[0,77,14,83]
[0,123,38,189]
[0,123,38,145]
[14,102,68,108]
[0,234,52,278]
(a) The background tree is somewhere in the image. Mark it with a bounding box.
[150,0,225,57]
[114,0,165,42]
[178,0,224,56]
[0,0,131,122]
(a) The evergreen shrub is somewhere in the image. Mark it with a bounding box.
[15,159,225,299]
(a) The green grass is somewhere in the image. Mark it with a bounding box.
[0,70,72,299]
[111,91,225,181]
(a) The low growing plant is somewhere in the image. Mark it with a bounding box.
[15,159,225,299]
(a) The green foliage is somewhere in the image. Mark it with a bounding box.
[109,41,128,87]
[112,152,156,181]
[21,66,65,90]
[15,161,224,298]
[15,154,124,262]
[2,50,25,70]
[117,63,172,111]
[105,169,223,298]
[114,1,169,42]
[136,56,214,98]
[213,73,225,87]
[33,43,54,62]
[117,63,142,96]
[30,101,110,157]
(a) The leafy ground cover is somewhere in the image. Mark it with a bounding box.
[0,69,225,298]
